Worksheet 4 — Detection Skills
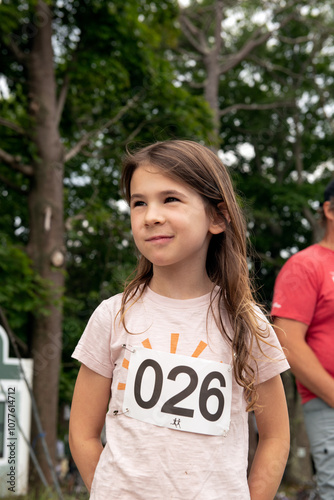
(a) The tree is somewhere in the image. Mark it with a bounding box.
[1,2,65,485]
[178,1,296,147]
[0,0,213,486]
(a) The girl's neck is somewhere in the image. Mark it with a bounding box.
[149,267,214,300]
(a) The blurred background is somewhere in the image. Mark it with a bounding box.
[0,0,333,497]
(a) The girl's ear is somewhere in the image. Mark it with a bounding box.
[217,201,231,224]
[209,201,231,235]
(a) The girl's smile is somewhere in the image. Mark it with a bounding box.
[145,235,174,243]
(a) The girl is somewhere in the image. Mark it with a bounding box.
[69,140,290,500]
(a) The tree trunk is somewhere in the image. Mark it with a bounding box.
[203,0,224,150]
[25,0,65,485]
[204,50,221,149]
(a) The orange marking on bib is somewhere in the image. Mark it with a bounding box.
[142,338,152,349]
[118,383,126,390]
[170,333,179,354]
[191,341,207,358]
[122,358,129,369]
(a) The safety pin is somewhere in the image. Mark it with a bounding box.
[122,344,135,353]
[113,408,129,416]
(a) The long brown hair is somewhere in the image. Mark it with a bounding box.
[120,139,269,410]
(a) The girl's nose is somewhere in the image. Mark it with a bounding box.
[144,205,165,225]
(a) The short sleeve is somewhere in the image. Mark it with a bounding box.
[72,301,114,378]
[252,308,290,385]
[271,256,318,326]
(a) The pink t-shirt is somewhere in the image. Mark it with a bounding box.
[73,286,289,499]
[271,244,334,404]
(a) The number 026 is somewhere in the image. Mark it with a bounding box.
[134,359,226,422]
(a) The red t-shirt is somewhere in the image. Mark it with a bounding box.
[271,244,334,404]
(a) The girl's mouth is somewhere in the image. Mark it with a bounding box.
[146,235,173,243]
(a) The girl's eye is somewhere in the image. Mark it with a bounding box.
[132,200,146,207]
[165,197,179,203]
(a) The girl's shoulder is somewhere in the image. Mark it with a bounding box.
[101,286,147,316]
[102,291,125,308]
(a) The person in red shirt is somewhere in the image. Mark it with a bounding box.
[271,179,334,500]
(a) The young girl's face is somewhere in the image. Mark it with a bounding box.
[129,163,224,274]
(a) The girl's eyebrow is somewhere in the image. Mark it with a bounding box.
[130,189,188,200]
[130,193,144,201]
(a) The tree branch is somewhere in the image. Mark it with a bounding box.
[188,80,206,89]
[247,55,302,80]
[219,101,296,116]
[55,74,70,127]
[177,47,202,61]
[0,148,34,176]
[219,27,267,74]
[213,0,224,57]
[303,206,324,244]
[0,173,29,194]
[0,118,26,136]
[7,35,27,63]
[64,92,143,163]
[278,34,312,44]
[180,13,209,55]
[219,13,296,75]
[125,120,148,143]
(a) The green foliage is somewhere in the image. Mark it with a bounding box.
[0,233,50,334]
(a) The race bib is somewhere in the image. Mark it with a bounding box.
[123,347,232,436]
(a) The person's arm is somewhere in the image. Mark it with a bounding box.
[274,317,334,408]
[248,375,290,500]
[69,364,111,492]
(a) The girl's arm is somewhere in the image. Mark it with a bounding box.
[69,364,111,492]
[248,374,290,500]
